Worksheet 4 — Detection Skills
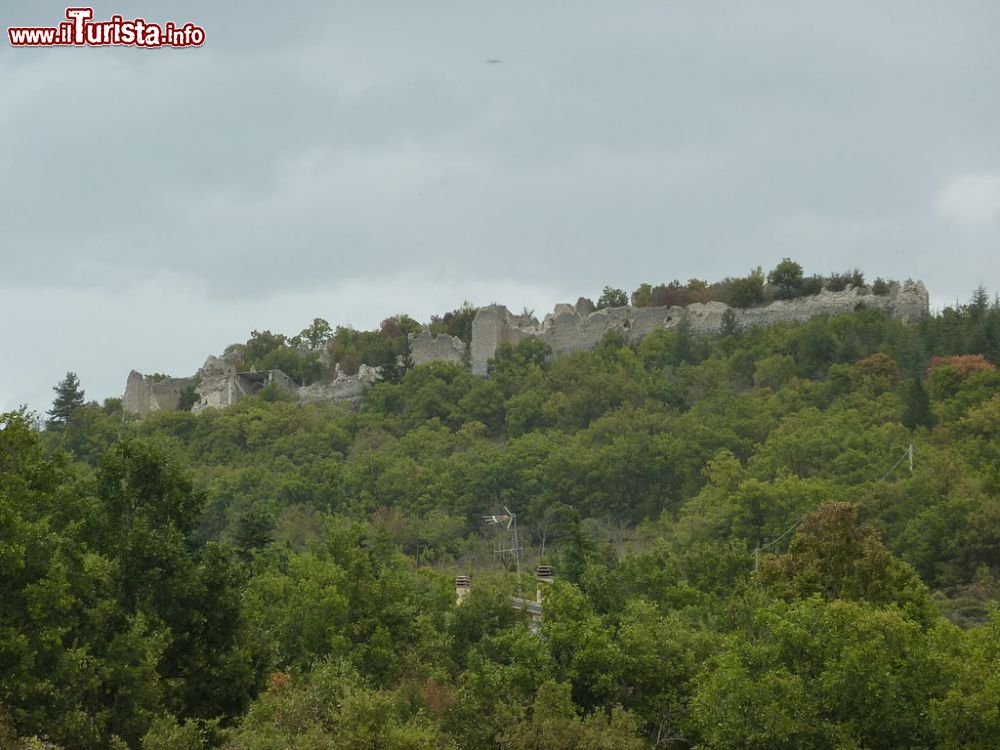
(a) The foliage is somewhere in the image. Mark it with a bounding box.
[47,371,85,429]
[720,266,766,308]
[596,286,628,310]
[767,258,805,299]
[292,317,334,349]
[7,283,1000,749]
[429,303,476,344]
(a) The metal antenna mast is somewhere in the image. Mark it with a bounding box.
[484,506,524,596]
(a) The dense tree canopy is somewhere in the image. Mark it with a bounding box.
[3,285,1000,748]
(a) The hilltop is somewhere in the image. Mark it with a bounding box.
[121,263,929,418]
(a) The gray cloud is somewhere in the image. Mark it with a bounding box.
[1,0,998,411]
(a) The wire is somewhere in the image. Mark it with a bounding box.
[754,444,913,559]
[759,518,802,551]
[875,448,909,483]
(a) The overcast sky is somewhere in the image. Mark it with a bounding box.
[2,1,998,413]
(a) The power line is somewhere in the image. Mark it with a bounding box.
[752,444,914,570]
[875,444,912,483]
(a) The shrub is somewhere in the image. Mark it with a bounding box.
[871,277,892,295]
[721,267,766,308]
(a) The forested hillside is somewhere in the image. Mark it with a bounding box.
[3,287,1000,749]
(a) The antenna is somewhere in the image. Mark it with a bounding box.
[483,506,524,595]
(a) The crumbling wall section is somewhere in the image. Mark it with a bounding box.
[193,373,251,413]
[297,364,382,407]
[123,370,151,417]
[409,331,467,366]
[192,367,298,414]
[123,370,197,418]
[470,305,538,375]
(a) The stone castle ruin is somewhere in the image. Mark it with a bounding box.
[447,280,928,375]
[123,281,929,418]
[123,346,382,419]
[122,371,198,419]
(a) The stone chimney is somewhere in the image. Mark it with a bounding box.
[455,575,471,605]
[535,565,554,604]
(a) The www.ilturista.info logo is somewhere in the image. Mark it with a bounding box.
[8,7,205,48]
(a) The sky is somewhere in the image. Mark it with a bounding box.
[1,1,998,413]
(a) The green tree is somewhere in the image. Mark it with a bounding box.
[723,267,766,308]
[596,286,628,309]
[719,307,740,337]
[767,258,805,299]
[848,352,900,396]
[226,660,455,750]
[499,681,645,750]
[295,317,334,349]
[243,330,287,367]
[901,376,934,429]
[428,303,477,343]
[630,283,653,307]
[757,503,933,621]
[46,371,85,428]
[691,597,948,749]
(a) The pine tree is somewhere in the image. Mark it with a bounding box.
[900,376,933,430]
[47,371,85,429]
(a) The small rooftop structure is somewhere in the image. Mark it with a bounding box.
[511,566,555,627]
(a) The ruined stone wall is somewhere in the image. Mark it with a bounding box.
[123,370,197,419]
[122,370,149,417]
[298,364,381,407]
[123,281,928,417]
[469,282,929,374]
[409,331,467,366]
[470,305,539,375]
[192,369,300,414]
[193,373,251,413]
[126,356,383,419]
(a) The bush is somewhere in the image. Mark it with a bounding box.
[630,283,653,307]
[428,305,475,343]
[650,281,692,308]
[872,278,892,296]
[721,267,766,308]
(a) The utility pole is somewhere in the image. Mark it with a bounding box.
[908,443,914,473]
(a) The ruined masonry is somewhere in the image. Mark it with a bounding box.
[123,344,382,419]
[122,371,198,419]
[463,281,928,375]
[123,281,929,418]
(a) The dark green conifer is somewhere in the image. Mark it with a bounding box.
[46,371,85,429]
